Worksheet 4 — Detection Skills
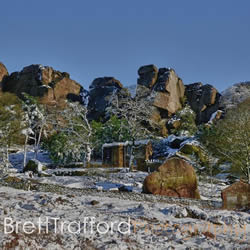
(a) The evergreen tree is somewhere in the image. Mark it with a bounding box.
[91,115,130,157]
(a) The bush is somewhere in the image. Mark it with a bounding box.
[171,105,197,136]
[0,92,25,146]
[199,98,250,183]
[91,115,130,157]
[42,132,86,164]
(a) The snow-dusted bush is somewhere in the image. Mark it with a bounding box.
[42,132,85,164]
[170,104,197,136]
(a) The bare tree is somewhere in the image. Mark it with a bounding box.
[45,101,93,166]
[22,95,49,167]
[106,94,159,170]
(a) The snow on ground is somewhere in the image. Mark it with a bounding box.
[14,168,148,193]
[9,148,51,171]
[7,148,230,202]
[2,148,249,249]
[0,186,249,249]
[197,178,229,202]
[11,166,228,202]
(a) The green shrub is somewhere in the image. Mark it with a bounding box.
[42,132,85,164]
[91,115,130,156]
[172,105,197,136]
[199,98,250,183]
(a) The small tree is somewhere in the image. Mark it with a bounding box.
[171,104,197,136]
[106,95,158,170]
[0,92,24,174]
[43,101,93,166]
[200,98,250,183]
[22,94,49,167]
[91,115,130,158]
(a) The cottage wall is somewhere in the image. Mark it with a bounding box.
[103,145,124,167]
[102,141,153,169]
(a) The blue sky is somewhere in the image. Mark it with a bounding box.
[0,0,249,91]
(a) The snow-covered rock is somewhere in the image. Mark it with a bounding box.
[220,82,250,109]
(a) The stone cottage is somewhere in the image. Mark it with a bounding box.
[102,140,153,169]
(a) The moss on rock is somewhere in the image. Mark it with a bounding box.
[180,143,207,164]
[143,157,200,199]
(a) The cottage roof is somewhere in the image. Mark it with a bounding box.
[102,139,151,148]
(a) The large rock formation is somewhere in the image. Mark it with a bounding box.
[135,65,185,136]
[136,65,185,117]
[220,82,250,110]
[2,64,86,106]
[143,157,200,199]
[87,77,130,121]
[0,62,8,90]
[185,82,221,124]
[87,65,185,136]
[137,64,158,88]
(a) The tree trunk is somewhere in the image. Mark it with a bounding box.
[33,137,37,158]
[84,145,92,168]
[6,145,9,164]
[129,145,134,172]
[210,163,213,197]
[23,134,28,169]
[35,125,44,160]
[247,164,250,184]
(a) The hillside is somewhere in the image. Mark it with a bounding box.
[0,61,249,250]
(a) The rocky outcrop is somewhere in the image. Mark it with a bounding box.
[87,77,130,121]
[88,65,185,135]
[2,64,86,106]
[220,82,250,110]
[135,65,185,136]
[221,181,250,209]
[185,82,221,124]
[143,157,200,199]
[0,62,8,90]
[137,64,158,88]
[137,65,185,117]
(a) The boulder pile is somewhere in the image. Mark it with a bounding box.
[2,64,86,106]
[87,77,130,121]
[0,61,224,130]
[185,82,221,124]
[136,64,185,117]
